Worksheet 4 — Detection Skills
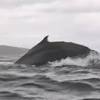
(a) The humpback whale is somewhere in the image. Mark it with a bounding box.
[15,36,90,65]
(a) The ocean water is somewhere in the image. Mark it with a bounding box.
[0,51,100,100]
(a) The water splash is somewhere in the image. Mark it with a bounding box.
[48,50,100,67]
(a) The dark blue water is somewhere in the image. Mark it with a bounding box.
[0,51,100,100]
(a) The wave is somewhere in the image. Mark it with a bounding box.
[48,50,100,67]
[0,59,100,100]
[16,74,99,93]
[0,91,21,98]
[20,80,98,93]
[0,75,29,82]
[78,78,100,83]
[0,91,41,100]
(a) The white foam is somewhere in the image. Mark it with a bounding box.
[48,50,100,67]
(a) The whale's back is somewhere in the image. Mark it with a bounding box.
[15,36,90,65]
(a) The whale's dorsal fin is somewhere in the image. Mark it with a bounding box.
[40,35,49,43]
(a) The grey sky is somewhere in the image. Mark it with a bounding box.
[0,0,100,51]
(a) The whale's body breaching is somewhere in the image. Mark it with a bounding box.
[15,36,90,65]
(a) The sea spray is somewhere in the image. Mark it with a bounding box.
[48,50,100,67]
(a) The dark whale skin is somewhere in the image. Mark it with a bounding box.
[15,36,90,65]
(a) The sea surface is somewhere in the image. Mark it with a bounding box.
[0,51,100,100]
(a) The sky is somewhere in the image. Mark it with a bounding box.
[0,0,100,51]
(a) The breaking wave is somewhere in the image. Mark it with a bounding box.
[49,50,100,67]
